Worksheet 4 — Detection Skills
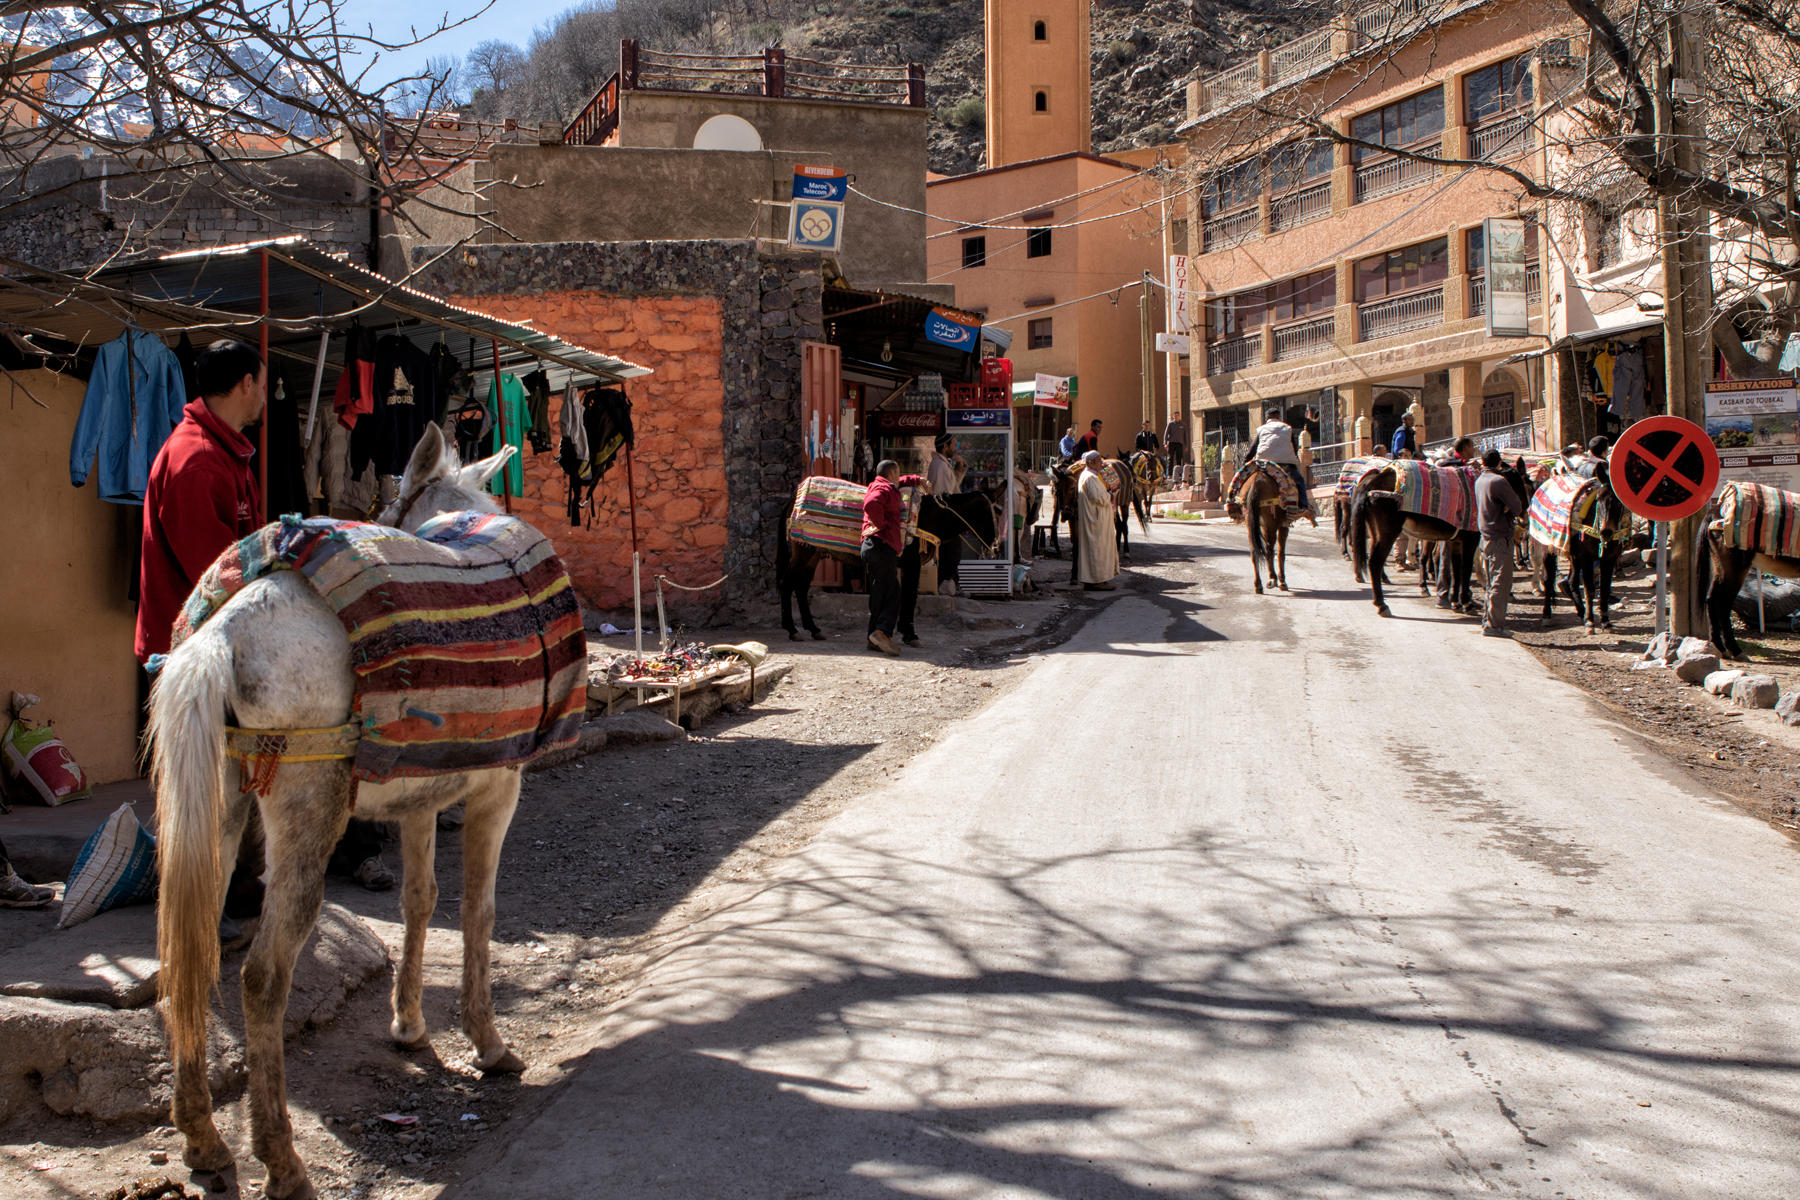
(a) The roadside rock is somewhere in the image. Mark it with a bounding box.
[1776,691,1800,727]
[1640,631,1675,665]
[1732,674,1780,709]
[1676,637,1721,662]
[1704,670,1746,696]
[1674,654,1720,683]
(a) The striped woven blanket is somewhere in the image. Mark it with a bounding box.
[169,513,585,781]
[1712,480,1800,560]
[1389,459,1480,531]
[1334,456,1387,498]
[1528,472,1600,555]
[788,476,922,554]
[1226,460,1306,513]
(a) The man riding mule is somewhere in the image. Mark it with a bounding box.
[1249,407,1316,525]
[147,426,574,1199]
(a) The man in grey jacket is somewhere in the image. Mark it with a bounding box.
[1475,450,1524,637]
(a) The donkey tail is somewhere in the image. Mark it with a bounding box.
[1350,490,1371,580]
[146,629,233,1067]
[1134,481,1151,535]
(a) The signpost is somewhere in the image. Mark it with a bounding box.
[1482,216,1531,339]
[792,164,848,202]
[787,191,844,252]
[1704,376,1800,491]
[1612,416,1721,637]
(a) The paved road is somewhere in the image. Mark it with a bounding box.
[454,523,1800,1199]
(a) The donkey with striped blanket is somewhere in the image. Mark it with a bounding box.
[148,426,572,1199]
[1704,480,1800,659]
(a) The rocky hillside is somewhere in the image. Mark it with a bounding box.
[464,0,1312,175]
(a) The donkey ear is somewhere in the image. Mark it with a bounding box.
[399,424,450,492]
[458,444,517,492]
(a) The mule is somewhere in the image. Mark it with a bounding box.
[1535,473,1628,632]
[776,489,1000,641]
[1236,466,1296,594]
[149,425,532,1200]
[1049,459,1151,582]
[1352,460,1530,617]
[1702,481,1800,659]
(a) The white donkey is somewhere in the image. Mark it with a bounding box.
[149,425,531,1199]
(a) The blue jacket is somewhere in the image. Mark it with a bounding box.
[70,331,190,503]
[1390,423,1417,457]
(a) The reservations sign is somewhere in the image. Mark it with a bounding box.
[1706,376,1800,490]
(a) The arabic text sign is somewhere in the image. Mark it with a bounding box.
[923,308,981,351]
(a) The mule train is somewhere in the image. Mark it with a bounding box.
[147,426,570,1199]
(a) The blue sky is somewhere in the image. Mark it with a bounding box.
[340,0,580,82]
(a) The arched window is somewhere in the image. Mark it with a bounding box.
[1034,20,1046,40]
[1034,90,1048,112]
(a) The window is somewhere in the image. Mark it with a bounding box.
[1202,158,1262,215]
[1349,86,1445,161]
[1034,90,1048,112]
[1269,270,1336,322]
[962,236,986,269]
[1481,391,1517,429]
[1028,317,1053,349]
[1209,288,1266,339]
[1268,139,1333,193]
[1464,56,1533,126]
[1034,19,1046,40]
[1026,226,1053,257]
[1355,237,1449,301]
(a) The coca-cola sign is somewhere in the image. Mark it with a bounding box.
[872,411,943,433]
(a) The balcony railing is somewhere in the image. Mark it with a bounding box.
[1269,181,1332,232]
[1469,263,1543,317]
[1354,142,1440,202]
[1356,0,1429,42]
[1202,206,1260,253]
[1470,112,1535,162]
[1272,27,1336,83]
[1207,59,1263,111]
[1207,334,1264,376]
[1358,286,1444,340]
[1273,314,1336,360]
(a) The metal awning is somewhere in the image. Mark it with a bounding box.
[1497,317,1664,366]
[0,237,651,389]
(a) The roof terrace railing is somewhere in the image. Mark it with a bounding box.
[1197,0,1451,116]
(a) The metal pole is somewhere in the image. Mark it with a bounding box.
[489,339,511,514]
[1757,569,1766,634]
[632,552,643,660]
[1655,534,1669,639]
[624,440,641,557]
[258,249,269,522]
[1138,273,1153,426]
[656,578,668,653]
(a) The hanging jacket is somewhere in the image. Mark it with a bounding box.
[351,335,435,479]
[69,330,190,504]
[561,385,633,526]
[521,369,554,454]
[332,321,378,430]
[136,400,261,662]
[486,373,527,497]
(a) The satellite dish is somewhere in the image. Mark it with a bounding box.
[693,114,762,151]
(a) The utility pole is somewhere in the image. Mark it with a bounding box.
[1139,272,1154,427]
[1656,7,1713,638]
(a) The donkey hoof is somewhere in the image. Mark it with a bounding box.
[263,1172,317,1200]
[476,1046,526,1075]
[390,1017,428,1049]
[787,631,802,642]
[183,1138,235,1174]
[810,630,827,641]
[1376,605,1392,618]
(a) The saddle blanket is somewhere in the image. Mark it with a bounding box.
[1333,456,1386,498]
[787,476,921,555]
[169,513,586,782]
[1226,460,1308,513]
[1528,472,1601,555]
[1389,459,1479,532]
[1712,480,1800,560]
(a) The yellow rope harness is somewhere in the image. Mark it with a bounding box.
[223,722,360,798]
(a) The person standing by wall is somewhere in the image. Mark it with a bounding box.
[1476,449,1524,638]
[861,459,927,656]
[1163,414,1187,479]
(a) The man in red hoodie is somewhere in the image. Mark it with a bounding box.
[861,459,927,656]
[136,339,265,664]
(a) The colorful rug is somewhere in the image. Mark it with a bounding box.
[1528,472,1601,555]
[1712,480,1800,560]
[1333,456,1388,498]
[1389,459,1480,531]
[786,476,867,556]
[168,513,585,782]
[1227,460,1306,513]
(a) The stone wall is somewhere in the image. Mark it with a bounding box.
[412,239,822,618]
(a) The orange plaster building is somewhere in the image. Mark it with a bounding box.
[1173,0,1587,475]
[928,0,1170,466]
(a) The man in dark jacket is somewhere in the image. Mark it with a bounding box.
[1134,421,1160,453]
[862,460,927,656]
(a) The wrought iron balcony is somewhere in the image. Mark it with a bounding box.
[1358,286,1444,340]
[1207,333,1264,376]
[1354,142,1440,203]
[1273,314,1336,360]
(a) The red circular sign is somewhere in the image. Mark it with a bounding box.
[1611,416,1720,521]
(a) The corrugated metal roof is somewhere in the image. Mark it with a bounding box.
[0,237,651,389]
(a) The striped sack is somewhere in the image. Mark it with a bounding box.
[1712,480,1800,560]
[1528,472,1600,555]
[787,476,921,554]
[169,513,585,781]
[1227,460,1305,512]
[1389,459,1480,531]
[1334,456,1386,498]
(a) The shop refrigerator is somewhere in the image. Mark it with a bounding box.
[946,406,1014,597]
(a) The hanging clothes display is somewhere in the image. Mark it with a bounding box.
[332,321,378,430]
[486,372,527,497]
[445,395,491,464]
[1609,344,1647,423]
[427,341,463,425]
[262,373,310,520]
[560,385,634,526]
[521,368,554,454]
[351,334,435,479]
[69,329,190,504]
[1591,346,1616,399]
